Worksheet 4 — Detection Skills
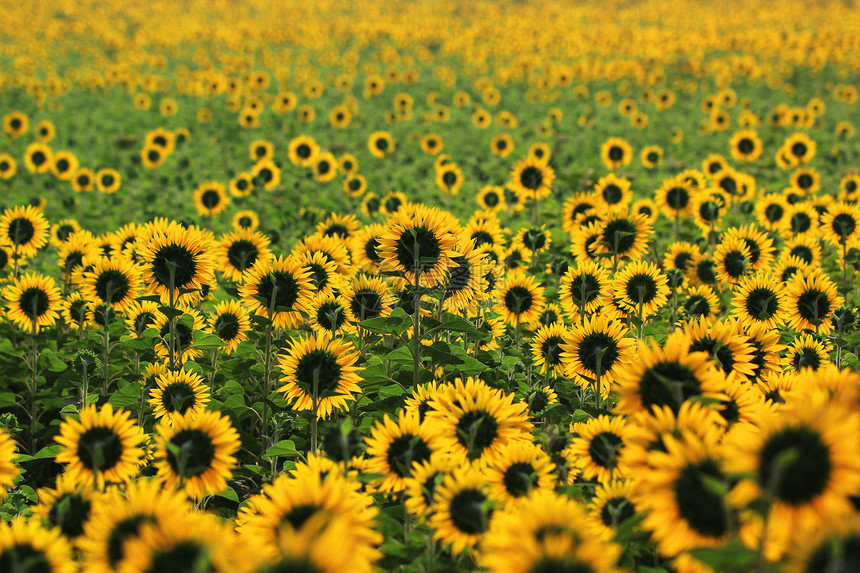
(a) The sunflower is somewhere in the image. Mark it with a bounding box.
[55,403,146,488]
[783,203,819,238]
[277,334,363,419]
[364,412,438,493]
[0,204,49,258]
[139,221,215,303]
[153,410,240,499]
[228,172,254,198]
[484,440,555,506]
[428,464,498,554]
[790,167,820,194]
[149,368,211,423]
[72,168,95,193]
[613,260,670,319]
[233,210,259,232]
[140,145,165,169]
[251,160,281,191]
[593,173,632,210]
[118,511,241,573]
[678,284,722,325]
[692,188,729,236]
[0,429,17,500]
[78,480,189,573]
[291,233,352,276]
[713,236,752,285]
[783,132,816,164]
[784,334,832,373]
[340,274,395,325]
[216,228,272,283]
[95,168,121,194]
[473,186,504,214]
[561,192,601,234]
[0,152,16,179]
[193,181,230,218]
[755,193,790,232]
[495,270,546,327]
[526,323,568,377]
[820,202,860,247]
[565,414,631,483]
[249,140,274,163]
[641,145,663,168]
[489,134,513,158]
[4,272,62,333]
[480,489,623,573]
[596,209,652,264]
[342,174,367,198]
[3,111,29,138]
[729,129,763,162]
[561,315,633,397]
[368,131,395,158]
[639,433,733,557]
[614,340,724,416]
[0,519,75,573]
[785,269,842,334]
[378,204,457,287]
[24,142,53,173]
[51,151,79,181]
[725,386,860,560]
[839,174,860,202]
[34,473,98,541]
[663,241,700,277]
[672,319,757,381]
[82,257,142,312]
[441,240,487,312]
[425,377,531,466]
[600,137,633,170]
[238,470,381,568]
[123,300,160,338]
[152,306,209,364]
[508,156,555,201]
[587,480,641,540]
[730,274,787,329]
[207,299,250,355]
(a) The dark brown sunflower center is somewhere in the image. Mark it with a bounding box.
[201,190,221,209]
[294,349,343,396]
[540,335,565,365]
[386,434,432,478]
[77,426,124,471]
[101,174,115,186]
[0,543,52,573]
[394,225,443,275]
[456,410,498,459]
[685,295,712,319]
[442,170,457,186]
[831,213,857,241]
[227,240,259,271]
[349,289,384,320]
[600,496,636,527]
[722,250,747,278]
[7,217,35,246]
[519,166,543,190]
[214,312,241,341]
[666,187,690,210]
[608,146,623,161]
[255,270,301,312]
[587,431,623,469]
[792,347,822,371]
[765,204,784,222]
[145,541,209,573]
[152,244,198,288]
[674,460,729,538]
[624,273,658,305]
[449,488,491,534]
[18,287,50,318]
[745,287,779,319]
[639,361,702,413]
[166,429,215,478]
[796,288,831,325]
[738,138,754,154]
[503,285,534,315]
[601,219,638,255]
[48,492,92,539]
[502,462,538,497]
[95,269,131,304]
[759,427,831,505]
[161,382,197,414]
[576,332,620,374]
[315,302,346,332]
[790,212,812,234]
[791,141,808,158]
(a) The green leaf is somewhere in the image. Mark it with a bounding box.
[216,487,239,502]
[263,440,299,460]
[157,306,185,320]
[40,350,67,373]
[688,540,757,572]
[109,383,142,410]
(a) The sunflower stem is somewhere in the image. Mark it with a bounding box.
[412,235,422,387]
[311,368,320,455]
[168,264,177,370]
[102,311,111,396]
[27,335,38,454]
[261,283,279,455]
[81,362,88,410]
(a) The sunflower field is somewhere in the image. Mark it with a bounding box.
[0,0,859,571]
